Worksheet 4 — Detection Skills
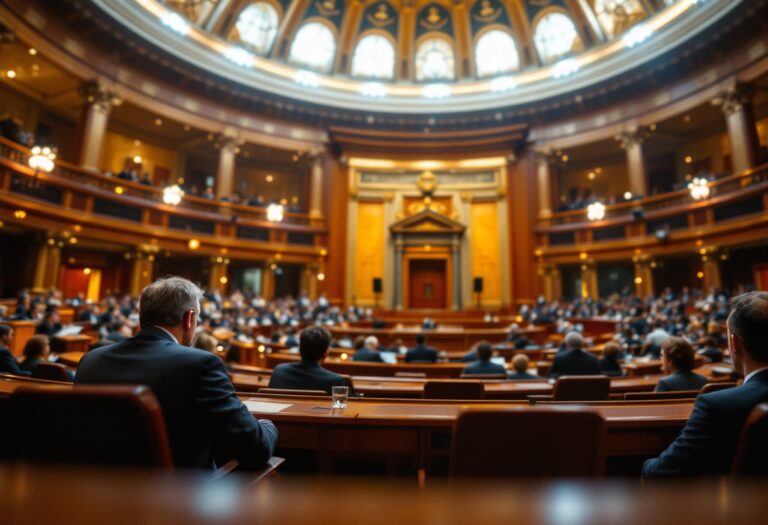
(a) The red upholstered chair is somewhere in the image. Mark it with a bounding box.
[553,375,611,401]
[31,362,71,382]
[9,385,173,469]
[450,407,606,478]
[423,381,485,400]
[731,403,768,476]
[700,382,738,395]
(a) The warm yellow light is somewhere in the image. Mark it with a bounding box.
[265,174,274,182]
[634,276,642,284]
[115,186,124,194]
[154,118,163,126]
[6,70,16,79]
[270,263,277,270]
[699,248,707,255]
[424,244,432,251]
[83,268,92,275]
[73,224,81,232]
[340,353,348,360]
[219,276,228,284]
[132,155,142,164]
[317,272,326,281]
[69,237,78,244]
[258,345,266,353]
[579,252,588,260]
[562,154,569,162]
[29,48,37,55]
[0,220,4,228]
[697,271,704,279]
[587,172,596,180]
[14,210,26,219]
[188,239,200,250]
[595,167,603,174]
[320,248,327,256]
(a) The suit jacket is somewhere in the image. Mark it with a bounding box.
[352,347,384,362]
[508,371,540,381]
[643,369,768,477]
[268,359,348,394]
[549,348,600,378]
[462,361,506,376]
[405,344,438,363]
[35,322,62,337]
[75,327,277,470]
[0,346,30,377]
[598,358,624,377]
[655,371,708,392]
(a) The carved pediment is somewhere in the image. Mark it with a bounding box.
[390,208,465,235]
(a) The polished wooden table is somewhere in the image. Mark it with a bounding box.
[3,466,767,525]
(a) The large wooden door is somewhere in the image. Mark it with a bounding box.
[408,259,447,309]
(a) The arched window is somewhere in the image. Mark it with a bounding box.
[415,38,455,81]
[234,2,280,55]
[351,34,396,80]
[288,22,337,73]
[533,12,583,64]
[593,0,646,38]
[475,30,520,77]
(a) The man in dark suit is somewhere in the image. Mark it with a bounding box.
[462,342,506,376]
[654,337,708,392]
[0,324,31,377]
[352,336,384,363]
[549,331,600,378]
[643,292,768,477]
[268,325,348,393]
[35,309,62,337]
[76,277,277,470]
[405,333,438,363]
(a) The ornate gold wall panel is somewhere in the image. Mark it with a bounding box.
[469,201,501,306]
[354,201,385,303]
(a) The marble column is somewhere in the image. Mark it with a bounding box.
[209,257,230,294]
[580,261,598,300]
[712,83,761,174]
[129,253,154,296]
[393,235,404,310]
[533,149,557,218]
[700,247,723,292]
[633,256,655,297]
[76,81,121,171]
[451,235,462,310]
[308,150,325,219]
[215,132,240,199]
[615,126,651,198]
[262,264,275,300]
[33,240,62,291]
[540,264,562,302]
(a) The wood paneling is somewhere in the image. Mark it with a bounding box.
[470,201,501,306]
[354,201,385,303]
[508,156,539,304]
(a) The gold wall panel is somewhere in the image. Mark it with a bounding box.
[354,201,385,303]
[470,201,501,305]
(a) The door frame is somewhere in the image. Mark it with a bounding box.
[402,248,452,310]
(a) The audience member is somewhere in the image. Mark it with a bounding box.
[353,335,384,363]
[76,277,277,470]
[192,332,218,353]
[643,292,768,477]
[18,334,50,376]
[508,354,539,380]
[462,342,506,376]
[405,333,438,363]
[0,324,31,376]
[549,331,600,378]
[655,337,708,392]
[35,309,62,336]
[697,336,724,362]
[268,325,348,393]
[598,341,624,377]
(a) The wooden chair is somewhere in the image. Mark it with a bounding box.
[731,403,768,476]
[553,375,611,401]
[423,381,484,400]
[450,407,605,478]
[459,373,507,380]
[700,382,738,394]
[258,388,329,397]
[624,390,699,401]
[9,385,174,469]
[31,362,71,382]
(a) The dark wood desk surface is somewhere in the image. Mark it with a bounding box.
[3,466,767,525]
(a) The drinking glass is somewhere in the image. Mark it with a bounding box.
[332,386,349,409]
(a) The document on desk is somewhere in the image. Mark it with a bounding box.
[244,400,292,413]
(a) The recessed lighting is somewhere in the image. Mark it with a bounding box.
[28,48,37,56]
[265,174,274,182]
[684,156,692,164]
[154,118,163,126]
[115,186,124,194]
[188,239,200,250]
[133,155,142,164]
[6,70,16,79]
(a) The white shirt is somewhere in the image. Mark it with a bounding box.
[743,365,768,384]
[154,326,178,345]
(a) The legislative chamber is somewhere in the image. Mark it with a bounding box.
[1,0,768,523]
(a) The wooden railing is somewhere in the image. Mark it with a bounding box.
[0,137,326,250]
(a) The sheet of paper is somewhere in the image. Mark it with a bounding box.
[244,400,292,413]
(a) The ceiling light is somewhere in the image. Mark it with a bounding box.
[688,178,710,200]
[421,84,450,99]
[624,192,633,200]
[28,146,56,173]
[114,186,124,194]
[266,203,284,222]
[552,59,579,78]
[188,239,200,250]
[133,155,142,164]
[83,268,91,275]
[317,273,326,281]
[14,210,26,219]
[161,12,190,35]
[294,70,319,87]
[6,70,16,79]
[28,48,37,55]
[586,202,606,221]
[360,82,386,98]
[162,184,184,206]
[265,174,274,182]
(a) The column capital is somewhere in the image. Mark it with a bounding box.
[78,80,122,112]
[615,126,651,149]
[216,130,243,152]
[712,83,755,116]
[532,147,559,164]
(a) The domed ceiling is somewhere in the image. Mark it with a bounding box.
[93,0,740,113]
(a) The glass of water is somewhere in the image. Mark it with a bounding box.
[331,386,348,409]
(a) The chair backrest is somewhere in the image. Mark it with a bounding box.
[732,403,768,476]
[700,382,738,395]
[394,371,426,378]
[31,362,71,382]
[9,385,173,469]
[423,381,484,400]
[624,390,699,401]
[459,373,507,380]
[553,375,610,401]
[450,407,605,477]
[258,388,329,397]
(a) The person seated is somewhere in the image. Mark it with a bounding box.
[0,324,31,376]
[549,331,600,378]
[508,354,539,380]
[352,335,384,363]
[139,172,152,186]
[283,327,299,348]
[105,321,131,343]
[421,317,436,330]
[655,337,708,392]
[12,292,32,320]
[77,277,277,470]
[78,303,100,324]
[506,324,530,349]
[192,332,218,353]
[599,341,624,377]
[643,320,670,356]
[268,325,348,394]
[697,336,724,362]
[35,308,62,336]
[462,342,506,376]
[405,333,438,363]
[643,292,768,477]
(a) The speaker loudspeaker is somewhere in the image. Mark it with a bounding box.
[473,277,484,294]
[372,278,382,294]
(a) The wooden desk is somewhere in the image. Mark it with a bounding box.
[3,466,768,525]
[4,320,36,356]
[52,335,92,355]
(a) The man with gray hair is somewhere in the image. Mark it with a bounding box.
[549,330,600,378]
[77,276,277,470]
[352,335,384,362]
